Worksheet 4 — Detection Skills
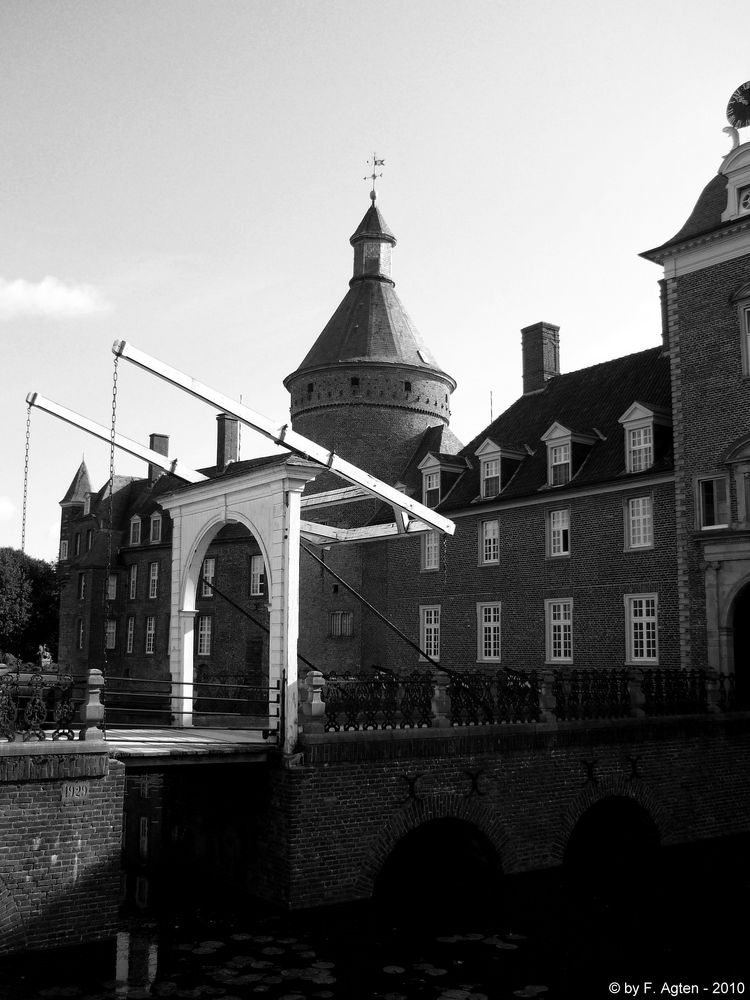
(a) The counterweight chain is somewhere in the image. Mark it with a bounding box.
[102,355,119,681]
[21,404,31,553]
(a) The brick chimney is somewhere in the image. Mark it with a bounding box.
[521,322,560,394]
[216,413,239,472]
[148,433,169,483]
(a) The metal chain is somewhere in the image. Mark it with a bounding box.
[21,404,31,554]
[102,355,119,679]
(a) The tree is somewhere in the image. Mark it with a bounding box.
[0,548,59,661]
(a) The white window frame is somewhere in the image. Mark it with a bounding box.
[126,616,135,654]
[83,495,91,516]
[148,561,159,599]
[545,598,573,663]
[130,517,141,545]
[250,554,265,596]
[105,619,116,650]
[697,475,729,530]
[476,602,501,662]
[328,610,354,638]
[481,458,500,499]
[107,573,117,601]
[421,531,440,572]
[128,564,138,600]
[77,572,86,600]
[479,518,499,565]
[549,442,571,486]
[548,507,570,557]
[77,619,84,650]
[627,425,654,474]
[624,593,659,664]
[201,556,216,597]
[150,513,162,543]
[145,616,156,655]
[60,539,69,560]
[420,605,441,661]
[423,470,440,507]
[197,615,212,656]
[626,495,654,550]
[74,533,81,556]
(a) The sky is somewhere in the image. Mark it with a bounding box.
[1,0,748,561]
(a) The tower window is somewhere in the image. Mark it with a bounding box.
[403,381,412,392]
[307,383,314,394]
[350,376,360,395]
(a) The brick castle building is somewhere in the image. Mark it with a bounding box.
[56,132,750,709]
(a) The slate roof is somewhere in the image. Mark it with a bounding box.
[60,461,91,505]
[435,346,672,514]
[284,278,452,380]
[350,203,395,244]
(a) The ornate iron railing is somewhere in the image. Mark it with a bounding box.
[448,669,540,725]
[0,669,78,741]
[641,667,708,716]
[301,664,742,735]
[553,668,631,721]
[320,670,433,731]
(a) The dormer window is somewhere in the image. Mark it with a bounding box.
[618,403,671,475]
[424,471,440,507]
[130,517,141,545]
[150,513,162,543]
[541,423,597,488]
[474,439,526,499]
[549,443,570,485]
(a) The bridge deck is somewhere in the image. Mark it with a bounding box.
[105,727,275,767]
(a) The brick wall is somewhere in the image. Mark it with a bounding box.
[259,715,750,909]
[0,746,124,955]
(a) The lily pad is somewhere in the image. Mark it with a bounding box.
[383,965,406,974]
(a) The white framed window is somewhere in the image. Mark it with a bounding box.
[150,513,162,543]
[197,615,212,656]
[148,562,159,599]
[128,564,138,600]
[126,616,135,654]
[625,594,658,664]
[145,616,156,655]
[328,610,354,637]
[201,556,216,597]
[698,476,729,529]
[83,495,91,516]
[250,554,265,596]
[627,426,653,473]
[105,619,116,650]
[420,605,441,661]
[130,517,141,545]
[86,528,93,551]
[549,443,570,486]
[548,508,570,557]
[626,496,654,549]
[479,519,499,565]
[74,533,81,556]
[60,539,69,560]
[77,572,86,600]
[421,531,440,571]
[545,599,573,663]
[477,602,501,662]
[423,471,440,507]
[481,458,500,499]
[107,573,117,601]
[77,619,84,650]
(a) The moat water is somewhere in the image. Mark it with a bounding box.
[0,765,746,999]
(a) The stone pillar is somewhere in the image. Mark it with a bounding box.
[301,669,326,734]
[431,673,451,728]
[172,610,196,727]
[628,667,646,718]
[538,669,557,723]
[79,668,105,741]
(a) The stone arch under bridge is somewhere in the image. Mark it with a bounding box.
[159,456,321,749]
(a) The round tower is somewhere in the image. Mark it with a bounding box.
[284,196,457,482]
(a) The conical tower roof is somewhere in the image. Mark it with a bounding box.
[285,199,454,387]
[60,460,91,505]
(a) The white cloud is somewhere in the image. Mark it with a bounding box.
[0,497,16,522]
[0,276,111,320]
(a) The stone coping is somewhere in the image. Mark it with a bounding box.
[0,738,106,757]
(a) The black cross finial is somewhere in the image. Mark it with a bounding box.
[364,153,385,202]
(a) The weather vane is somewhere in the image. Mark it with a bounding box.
[364,153,385,202]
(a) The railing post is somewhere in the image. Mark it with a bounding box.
[539,669,557,723]
[79,668,105,741]
[301,669,326,735]
[628,667,646,718]
[431,673,451,728]
[705,669,724,714]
